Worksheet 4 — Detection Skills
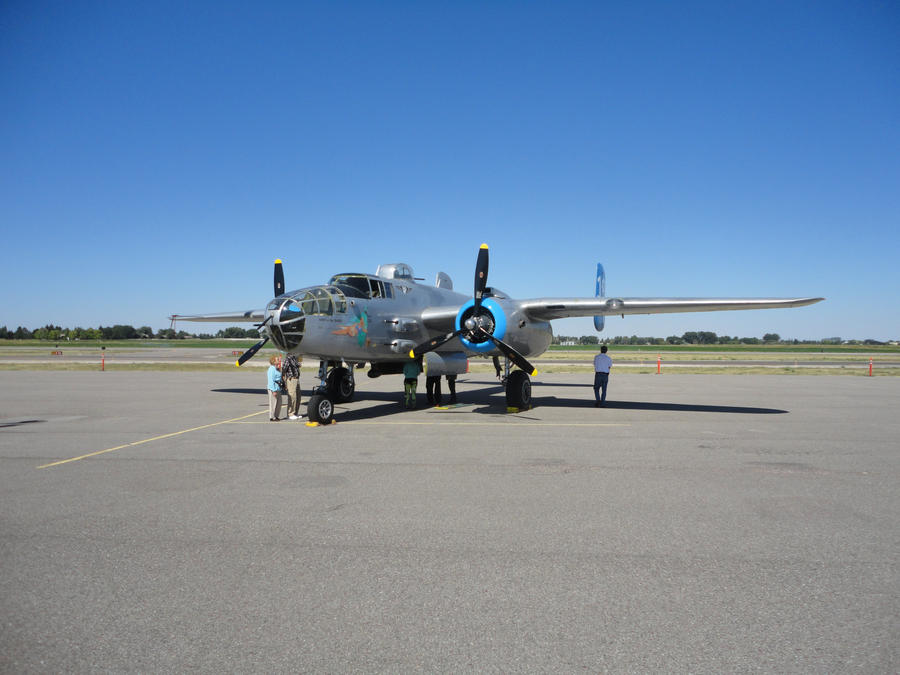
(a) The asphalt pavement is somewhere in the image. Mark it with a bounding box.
[1,371,898,672]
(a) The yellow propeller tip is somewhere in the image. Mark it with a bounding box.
[408,350,416,359]
[235,361,241,367]
[479,243,488,249]
[531,369,538,376]
[275,258,282,263]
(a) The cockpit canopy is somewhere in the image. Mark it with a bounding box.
[328,274,394,300]
[375,263,414,280]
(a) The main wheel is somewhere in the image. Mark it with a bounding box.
[506,370,532,409]
[326,367,355,403]
[307,394,334,424]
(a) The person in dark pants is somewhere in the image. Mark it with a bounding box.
[445,373,457,404]
[425,375,442,406]
[593,345,612,407]
[402,357,421,409]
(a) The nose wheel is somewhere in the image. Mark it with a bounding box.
[306,394,334,424]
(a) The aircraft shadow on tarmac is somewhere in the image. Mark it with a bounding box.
[212,388,268,395]
[0,420,44,428]
[211,384,787,418]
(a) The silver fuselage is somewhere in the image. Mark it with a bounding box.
[265,272,552,364]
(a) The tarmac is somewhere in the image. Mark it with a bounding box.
[1,370,898,672]
[2,345,898,369]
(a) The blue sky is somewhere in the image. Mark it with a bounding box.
[2,1,898,340]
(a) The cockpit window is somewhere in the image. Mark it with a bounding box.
[324,286,348,313]
[329,274,388,300]
[312,287,332,315]
[369,279,384,299]
[293,291,312,316]
[280,301,303,323]
[328,274,369,298]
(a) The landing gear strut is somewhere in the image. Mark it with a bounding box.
[306,360,356,423]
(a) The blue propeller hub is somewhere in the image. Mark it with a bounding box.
[456,298,507,353]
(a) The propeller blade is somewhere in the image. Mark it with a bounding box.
[274,259,285,297]
[477,328,537,376]
[409,330,462,359]
[473,243,489,311]
[236,337,269,366]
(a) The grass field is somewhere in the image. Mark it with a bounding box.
[1,340,897,375]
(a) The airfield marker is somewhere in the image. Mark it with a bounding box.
[657,355,661,374]
[869,358,873,376]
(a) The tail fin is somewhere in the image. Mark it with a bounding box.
[593,263,605,332]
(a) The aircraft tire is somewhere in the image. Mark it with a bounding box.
[326,367,355,403]
[307,394,334,424]
[506,370,532,409]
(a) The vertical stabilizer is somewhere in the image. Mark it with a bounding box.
[593,263,605,332]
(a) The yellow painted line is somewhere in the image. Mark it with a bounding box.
[37,411,267,469]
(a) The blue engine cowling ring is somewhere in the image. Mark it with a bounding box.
[455,298,507,353]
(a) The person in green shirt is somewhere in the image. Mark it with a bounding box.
[402,357,422,409]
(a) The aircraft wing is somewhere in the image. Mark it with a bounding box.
[519,297,824,321]
[169,310,266,323]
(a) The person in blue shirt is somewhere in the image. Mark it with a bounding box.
[267,355,283,421]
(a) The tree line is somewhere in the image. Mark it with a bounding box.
[553,333,889,346]
[1,325,890,346]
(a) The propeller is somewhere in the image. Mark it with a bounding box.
[236,260,282,367]
[274,258,285,297]
[474,243,489,312]
[235,335,269,366]
[235,314,274,366]
[410,243,537,376]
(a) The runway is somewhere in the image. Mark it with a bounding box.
[1,371,898,671]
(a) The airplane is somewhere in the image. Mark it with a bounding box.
[171,244,823,424]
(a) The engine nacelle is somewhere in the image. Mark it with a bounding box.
[455,297,507,354]
[423,352,468,377]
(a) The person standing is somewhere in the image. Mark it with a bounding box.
[593,345,612,407]
[402,357,421,409]
[425,374,442,407]
[445,373,458,404]
[282,352,302,420]
[267,354,283,421]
